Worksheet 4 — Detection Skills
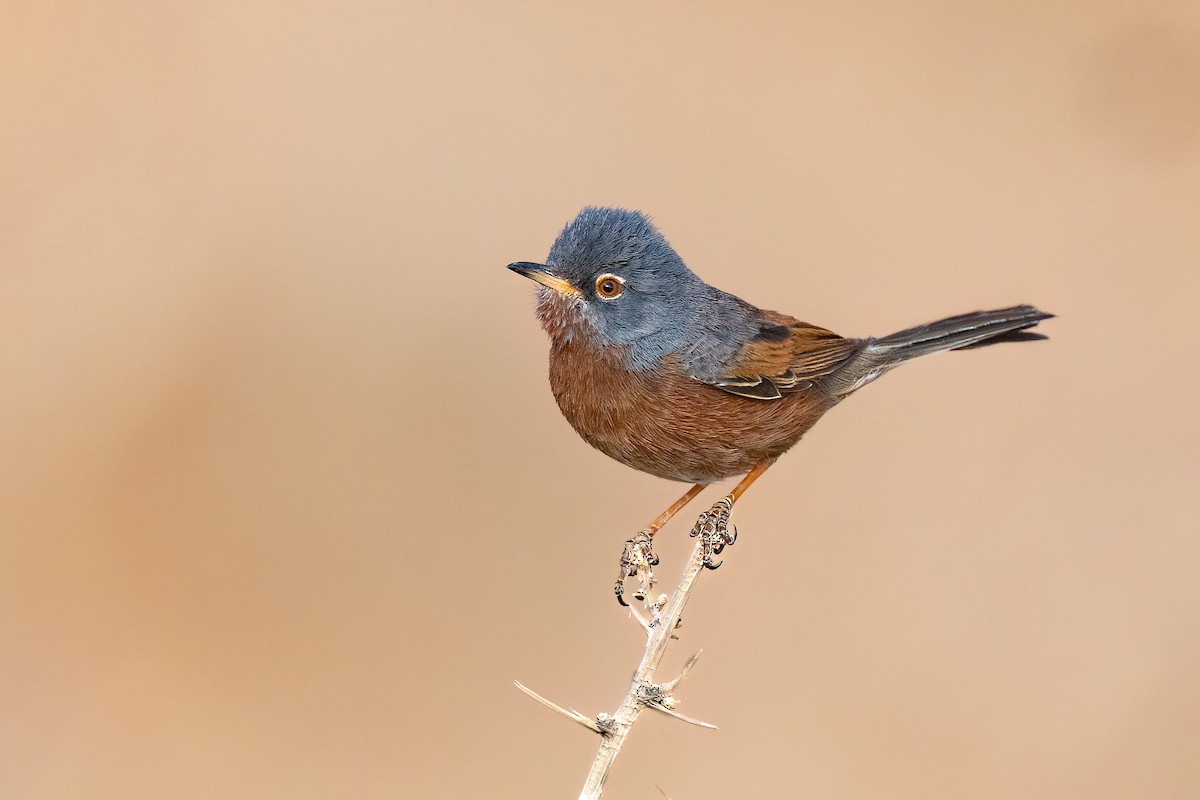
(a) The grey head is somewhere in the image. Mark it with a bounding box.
[508,207,761,374]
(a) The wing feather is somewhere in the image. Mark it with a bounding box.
[696,310,862,401]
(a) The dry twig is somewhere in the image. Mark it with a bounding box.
[516,517,719,799]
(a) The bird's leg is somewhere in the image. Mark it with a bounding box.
[615,483,706,609]
[690,459,775,570]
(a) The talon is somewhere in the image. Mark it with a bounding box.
[692,497,739,570]
[614,580,629,607]
[616,530,659,609]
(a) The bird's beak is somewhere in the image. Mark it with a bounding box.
[507,262,582,298]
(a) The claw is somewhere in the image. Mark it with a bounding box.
[616,530,659,609]
[690,496,738,570]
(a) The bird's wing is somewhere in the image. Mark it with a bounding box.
[703,310,864,400]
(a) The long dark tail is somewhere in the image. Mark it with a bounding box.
[822,305,1053,397]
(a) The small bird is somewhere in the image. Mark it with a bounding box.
[509,207,1051,601]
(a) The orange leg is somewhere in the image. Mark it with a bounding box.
[726,458,775,504]
[617,461,778,604]
[646,483,706,534]
[646,457,773,538]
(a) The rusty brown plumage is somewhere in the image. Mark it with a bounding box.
[534,285,1051,486]
[543,298,836,484]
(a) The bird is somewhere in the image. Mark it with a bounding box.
[508,207,1051,603]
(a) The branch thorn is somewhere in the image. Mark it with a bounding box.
[513,680,603,734]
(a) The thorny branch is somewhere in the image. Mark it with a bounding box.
[515,515,720,799]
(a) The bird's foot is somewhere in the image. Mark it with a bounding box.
[615,529,660,609]
[689,497,737,569]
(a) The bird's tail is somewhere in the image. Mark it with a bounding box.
[821,305,1053,398]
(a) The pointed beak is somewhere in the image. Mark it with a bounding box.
[507,262,582,298]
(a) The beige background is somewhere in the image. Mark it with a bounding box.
[3,2,1199,798]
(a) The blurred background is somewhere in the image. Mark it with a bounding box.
[3,1,1199,798]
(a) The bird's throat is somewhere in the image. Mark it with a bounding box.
[535,287,589,344]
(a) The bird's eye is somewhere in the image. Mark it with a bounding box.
[594,273,625,300]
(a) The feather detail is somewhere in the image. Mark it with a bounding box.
[696,309,862,401]
[712,377,783,400]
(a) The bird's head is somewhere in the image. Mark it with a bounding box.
[508,207,702,346]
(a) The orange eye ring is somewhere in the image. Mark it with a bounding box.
[594,273,625,300]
